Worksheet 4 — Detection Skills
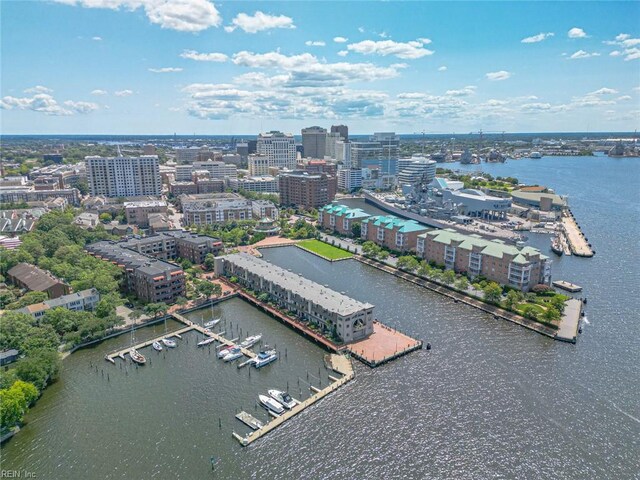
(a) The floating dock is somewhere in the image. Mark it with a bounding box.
[235,411,263,430]
[553,280,583,292]
[232,354,354,446]
[105,324,194,362]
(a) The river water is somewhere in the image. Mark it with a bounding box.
[2,155,639,479]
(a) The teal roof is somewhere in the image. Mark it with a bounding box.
[421,228,547,261]
[321,204,370,220]
[362,215,428,233]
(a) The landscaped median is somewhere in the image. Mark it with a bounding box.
[296,239,353,261]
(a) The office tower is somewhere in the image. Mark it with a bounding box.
[257,131,297,170]
[331,124,349,142]
[301,126,327,159]
[85,155,161,197]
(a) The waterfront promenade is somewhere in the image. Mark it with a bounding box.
[561,211,594,257]
[556,298,583,343]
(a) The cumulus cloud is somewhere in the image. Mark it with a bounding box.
[333,36,348,43]
[337,50,348,57]
[305,40,326,47]
[225,11,295,33]
[438,66,447,71]
[148,67,183,73]
[91,89,108,95]
[521,32,554,43]
[603,34,640,61]
[568,27,588,39]
[92,36,102,41]
[24,85,53,94]
[569,50,600,60]
[445,85,477,97]
[54,0,222,32]
[1,93,98,115]
[180,50,228,62]
[588,87,618,95]
[114,89,133,96]
[617,95,632,101]
[486,70,512,81]
[346,38,434,59]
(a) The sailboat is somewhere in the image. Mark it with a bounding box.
[161,315,177,348]
[128,322,146,364]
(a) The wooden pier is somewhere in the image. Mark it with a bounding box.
[235,411,264,430]
[104,324,194,362]
[232,354,354,446]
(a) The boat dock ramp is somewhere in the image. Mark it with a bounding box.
[232,354,354,447]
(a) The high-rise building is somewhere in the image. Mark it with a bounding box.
[397,156,437,186]
[325,132,342,159]
[336,141,352,168]
[350,142,383,169]
[279,170,336,209]
[301,126,327,159]
[175,147,203,164]
[257,131,297,170]
[337,168,362,193]
[331,125,349,142]
[85,155,161,197]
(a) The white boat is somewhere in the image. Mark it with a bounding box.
[268,389,296,410]
[217,345,235,358]
[152,341,163,352]
[129,348,146,365]
[161,338,177,348]
[239,334,262,349]
[258,394,284,414]
[223,347,243,362]
[197,337,216,347]
[204,318,221,328]
[253,349,278,368]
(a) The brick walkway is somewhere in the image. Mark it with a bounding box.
[347,321,422,367]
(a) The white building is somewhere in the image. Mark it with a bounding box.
[325,132,342,159]
[85,155,161,197]
[338,168,362,193]
[397,156,437,187]
[229,176,279,193]
[248,155,270,176]
[257,131,297,170]
[336,141,352,168]
[175,161,238,182]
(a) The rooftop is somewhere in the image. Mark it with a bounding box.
[320,204,370,220]
[223,253,374,316]
[362,215,429,233]
[124,200,167,208]
[7,263,67,291]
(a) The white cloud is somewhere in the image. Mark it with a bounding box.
[610,51,622,57]
[337,50,348,57]
[588,87,618,95]
[604,34,640,61]
[305,41,326,47]
[347,38,434,59]
[148,67,183,73]
[1,93,98,115]
[333,36,348,43]
[445,85,477,97]
[568,27,588,39]
[417,37,432,45]
[486,70,512,81]
[24,85,53,94]
[623,48,640,61]
[617,95,632,101]
[438,66,447,71]
[616,33,631,41]
[569,50,600,60]
[91,89,108,95]
[114,89,133,96]
[54,0,222,32]
[521,32,554,43]
[358,27,365,33]
[92,36,102,41]
[180,50,228,62]
[225,11,295,33]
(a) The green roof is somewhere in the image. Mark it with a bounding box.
[362,215,429,233]
[321,204,370,220]
[421,228,547,261]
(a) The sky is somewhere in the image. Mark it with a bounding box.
[1,1,639,135]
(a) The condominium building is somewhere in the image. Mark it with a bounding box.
[7,263,70,299]
[180,193,253,226]
[335,141,352,168]
[350,142,382,169]
[0,187,80,206]
[175,161,237,182]
[319,204,370,236]
[257,131,297,170]
[397,156,437,187]
[361,215,430,253]
[124,200,168,228]
[337,168,362,193]
[17,288,100,321]
[279,170,337,209]
[215,253,374,342]
[117,230,222,264]
[85,155,161,197]
[248,155,270,176]
[416,229,552,291]
[301,126,327,159]
[228,176,279,193]
[251,200,279,220]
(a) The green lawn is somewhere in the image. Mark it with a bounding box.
[297,239,353,260]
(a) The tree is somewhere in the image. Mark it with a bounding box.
[211,283,222,297]
[6,291,49,310]
[454,276,469,291]
[0,289,17,309]
[482,282,503,304]
[351,223,361,238]
[257,292,270,302]
[550,295,567,314]
[397,256,419,272]
[543,306,561,323]
[94,293,121,318]
[99,213,112,224]
[441,269,456,285]
[196,281,215,298]
[203,253,216,271]
[504,290,524,310]
[176,297,188,308]
[417,261,432,277]
[144,303,168,319]
[378,250,389,261]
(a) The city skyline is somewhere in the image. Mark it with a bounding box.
[1,1,639,134]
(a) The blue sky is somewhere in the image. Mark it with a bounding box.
[1,1,639,134]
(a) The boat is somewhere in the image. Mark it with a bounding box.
[239,334,262,349]
[258,394,284,414]
[197,337,216,347]
[551,236,563,256]
[204,318,220,328]
[217,345,236,358]
[129,348,146,365]
[253,349,278,368]
[268,389,296,409]
[161,337,177,348]
[530,151,543,159]
[152,341,163,352]
[223,347,243,362]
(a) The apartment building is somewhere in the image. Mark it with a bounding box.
[0,187,80,206]
[251,200,279,220]
[85,155,161,197]
[215,253,374,342]
[118,230,223,264]
[17,288,100,321]
[7,263,70,299]
[319,204,370,236]
[361,215,430,253]
[181,193,253,226]
[248,155,270,176]
[124,200,168,228]
[417,229,551,291]
[301,126,327,159]
[279,170,337,209]
[257,131,297,170]
[228,176,279,193]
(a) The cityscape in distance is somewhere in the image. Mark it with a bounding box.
[0,1,639,479]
